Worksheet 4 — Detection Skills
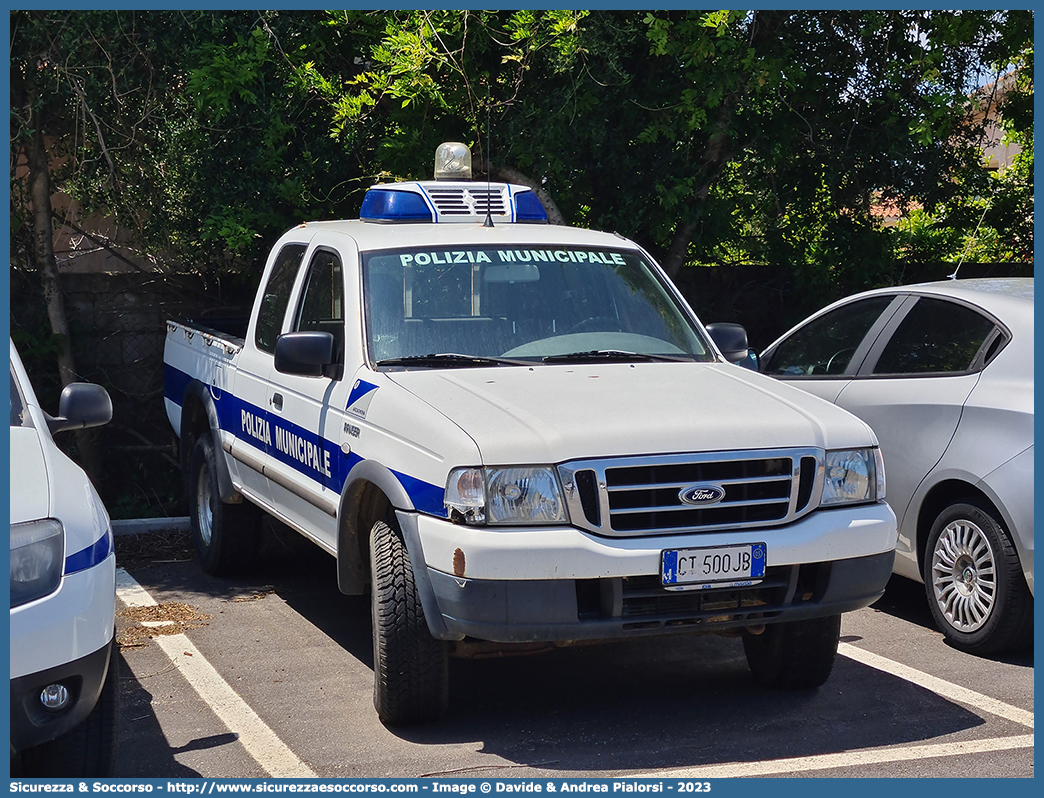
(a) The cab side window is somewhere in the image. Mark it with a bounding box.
[763,296,893,377]
[255,244,307,354]
[872,297,997,375]
[294,249,345,370]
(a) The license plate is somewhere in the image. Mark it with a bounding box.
[661,543,766,591]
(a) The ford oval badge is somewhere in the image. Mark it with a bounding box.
[679,485,726,506]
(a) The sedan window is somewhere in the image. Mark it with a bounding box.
[762,296,894,377]
[872,297,997,375]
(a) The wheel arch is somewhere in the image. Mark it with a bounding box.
[179,380,240,504]
[915,480,1002,575]
[336,460,415,595]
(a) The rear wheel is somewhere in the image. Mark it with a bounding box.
[924,500,1032,655]
[21,639,119,777]
[370,518,449,725]
[743,615,841,689]
[189,434,261,576]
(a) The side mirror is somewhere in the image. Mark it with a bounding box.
[706,322,758,371]
[275,331,335,377]
[46,383,113,435]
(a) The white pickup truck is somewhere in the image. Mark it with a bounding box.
[164,143,896,725]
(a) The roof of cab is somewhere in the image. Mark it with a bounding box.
[279,217,638,254]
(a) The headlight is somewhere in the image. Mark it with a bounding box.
[820,448,885,506]
[446,466,567,525]
[10,519,65,608]
[445,468,487,524]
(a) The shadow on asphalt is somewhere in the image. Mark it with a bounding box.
[116,651,203,779]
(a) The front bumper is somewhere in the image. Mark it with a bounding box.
[425,551,895,642]
[9,639,113,754]
[10,554,117,680]
[399,502,896,642]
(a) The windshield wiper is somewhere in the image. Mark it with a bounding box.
[541,350,693,364]
[376,353,533,369]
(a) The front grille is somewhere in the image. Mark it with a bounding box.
[425,187,509,217]
[575,469,601,526]
[559,449,823,537]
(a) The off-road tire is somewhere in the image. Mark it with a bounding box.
[924,500,1032,655]
[189,434,261,576]
[743,614,841,689]
[370,518,449,725]
[21,639,119,777]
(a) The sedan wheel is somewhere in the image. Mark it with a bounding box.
[930,516,996,633]
[924,501,1032,655]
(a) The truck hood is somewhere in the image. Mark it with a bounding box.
[386,362,876,464]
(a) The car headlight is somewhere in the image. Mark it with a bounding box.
[820,448,886,506]
[10,519,65,608]
[446,466,567,525]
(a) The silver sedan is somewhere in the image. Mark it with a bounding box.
[758,278,1033,655]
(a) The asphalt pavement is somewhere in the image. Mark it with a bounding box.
[107,525,1034,780]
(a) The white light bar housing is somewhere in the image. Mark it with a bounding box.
[360,181,548,224]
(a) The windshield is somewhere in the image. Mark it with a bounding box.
[363,245,713,366]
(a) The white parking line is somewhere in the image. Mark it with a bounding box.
[116,568,317,778]
[637,734,1035,779]
[837,642,1034,729]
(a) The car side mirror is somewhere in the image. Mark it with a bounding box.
[706,323,758,371]
[46,383,113,435]
[275,331,335,377]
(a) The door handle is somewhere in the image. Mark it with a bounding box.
[271,393,283,411]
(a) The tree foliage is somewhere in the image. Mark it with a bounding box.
[894,39,1034,272]
[11,9,1034,295]
[309,9,1031,305]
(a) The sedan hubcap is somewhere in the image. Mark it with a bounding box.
[930,519,996,633]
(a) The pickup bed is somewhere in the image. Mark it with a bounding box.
[164,143,896,725]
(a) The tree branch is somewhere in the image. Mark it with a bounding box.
[490,163,567,226]
[53,212,163,274]
[66,72,117,187]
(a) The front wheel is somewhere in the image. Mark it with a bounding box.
[189,434,261,576]
[924,500,1032,655]
[370,518,449,725]
[743,615,841,689]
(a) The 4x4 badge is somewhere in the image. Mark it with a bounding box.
[679,485,726,506]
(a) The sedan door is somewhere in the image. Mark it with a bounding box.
[832,295,1001,564]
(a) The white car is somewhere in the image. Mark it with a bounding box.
[758,279,1033,654]
[10,339,119,775]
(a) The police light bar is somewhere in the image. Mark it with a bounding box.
[359,142,549,225]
